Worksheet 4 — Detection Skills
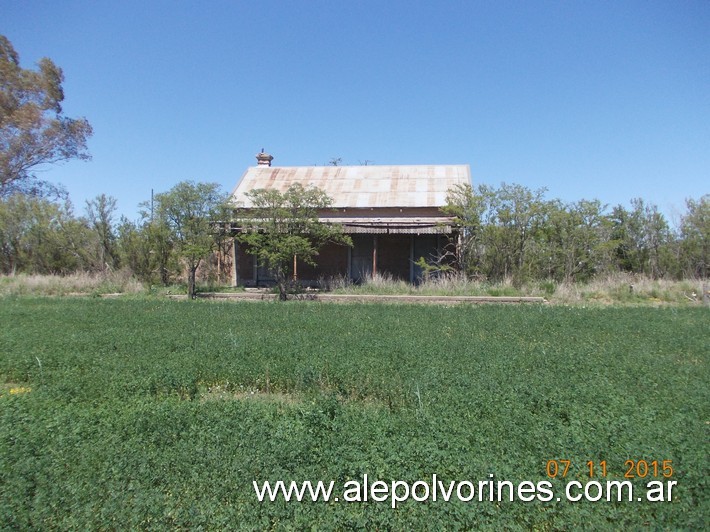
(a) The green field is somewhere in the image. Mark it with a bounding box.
[1,298,708,529]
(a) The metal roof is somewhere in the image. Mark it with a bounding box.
[230,164,471,208]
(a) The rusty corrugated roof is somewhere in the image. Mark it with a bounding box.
[230,164,471,208]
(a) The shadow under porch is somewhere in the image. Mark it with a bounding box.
[232,233,452,287]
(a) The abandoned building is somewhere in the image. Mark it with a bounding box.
[227,151,471,286]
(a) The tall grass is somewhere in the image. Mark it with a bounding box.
[552,272,705,305]
[321,271,706,305]
[1,271,705,306]
[0,270,145,297]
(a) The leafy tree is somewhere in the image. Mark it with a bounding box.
[679,195,709,278]
[442,182,492,277]
[234,183,352,300]
[153,181,228,298]
[147,218,179,286]
[0,35,92,197]
[541,199,611,282]
[446,183,549,283]
[0,193,92,274]
[115,215,176,286]
[116,217,150,280]
[610,199,672,278]
[446,185,625,283]
[489,183,549,283]
[85,194,118,271]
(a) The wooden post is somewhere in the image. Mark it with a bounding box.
[457,231,463,269]
[232,238,239,287]
[293,254,298,281]
[346,245,352,281]
[409,234,415,284]
[372,235,378,277]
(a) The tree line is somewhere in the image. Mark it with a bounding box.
[444,183,708,284]
[0,184,228,290]
[1,182,707,288]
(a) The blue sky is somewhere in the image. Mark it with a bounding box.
[3,0,709,222]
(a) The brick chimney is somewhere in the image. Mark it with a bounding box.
[256,149,273,167]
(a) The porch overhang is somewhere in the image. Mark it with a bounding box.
[317,216,456,235]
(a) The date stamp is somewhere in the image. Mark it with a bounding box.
[546,459,674,479]
[544,459,677,502]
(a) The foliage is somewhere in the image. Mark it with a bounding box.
[152,181,228,298]
[234,183,352,300]
[85,194,118,271]
[0,271,144,296]
[0,193,127,275]
[609,198,673,278]
[322,271,705,305]
[0,299,707,528]
[0,178,706,287]
[679,195,709,278]
[446,184,708,282]
[414,255,454,281]
[0,193,92,274]
[0,35,92,197]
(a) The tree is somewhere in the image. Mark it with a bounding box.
[610,199,672,278]
[540,199,611,282]
[234,183,352,300]
[153,181,228,298]
[488,183,549,283]
[85,194,118,271]
[115,214,177,286]
[116,216,151,281]
[679,195,710,278]
[0,193,92,274]
[442,182,490,276]
[0,35,92,197]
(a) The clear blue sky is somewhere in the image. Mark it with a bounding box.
[3,0,709,222]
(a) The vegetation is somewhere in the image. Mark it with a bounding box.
[1,185,707,293]
[0,271,144,297]
[234,183,352,300]
[322,271,707,306]
[0,298,707,528]
[444,184,709,284]
[151,181,229,298]
[0,35,92,198]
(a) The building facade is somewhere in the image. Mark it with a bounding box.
[229,152,471,286]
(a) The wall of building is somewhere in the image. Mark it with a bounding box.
[229,234,454,287]
[376,235,411,280]
[295,242,349,280]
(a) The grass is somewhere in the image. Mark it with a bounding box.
[324,271,707,306]
[0,298,707,529]
[1,272,706,307]
[0,273,246,299]
[0,270,144,297]
[552,273,705,305]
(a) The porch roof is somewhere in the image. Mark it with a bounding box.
[318,216,454,234]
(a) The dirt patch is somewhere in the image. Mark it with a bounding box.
[0,382,32,396]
